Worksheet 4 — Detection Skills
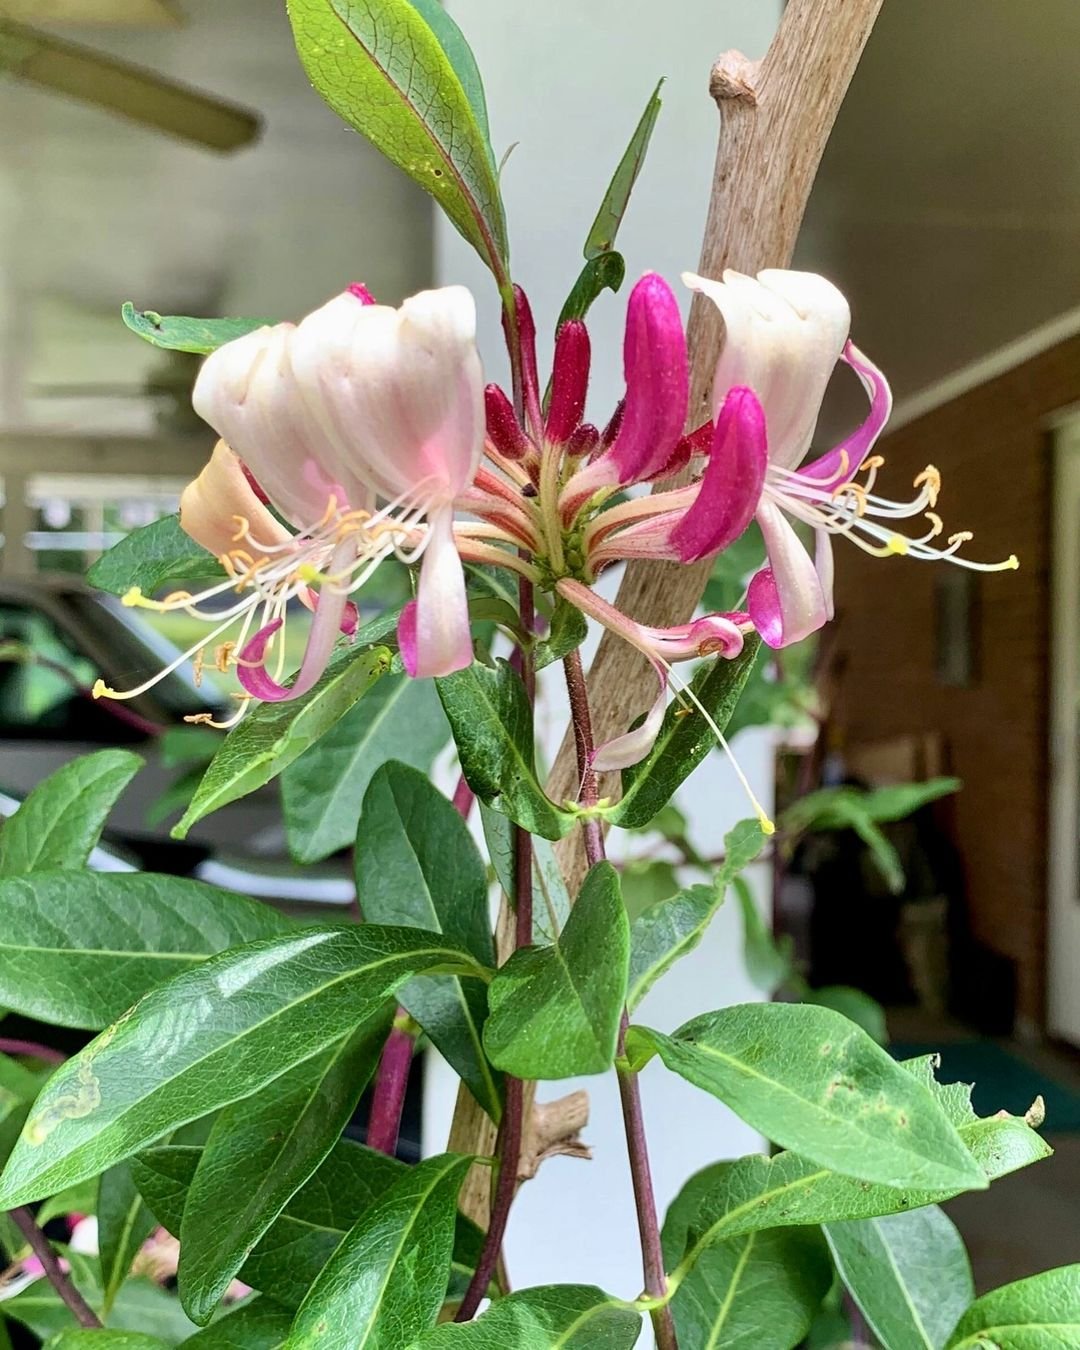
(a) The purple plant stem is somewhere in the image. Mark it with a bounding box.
[563,648,679,1350]
[455,581,535,1323]
[0,1038,66,1065]
[365,1022,416,1156]
[8,1206,101,1329]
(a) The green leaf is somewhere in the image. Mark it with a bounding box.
[133,1138,482,1311]
[0,872,290,1029]
[415,1285,643,1347]
[479,804,570,946]
[49,1335,172,1350]
[3,1251,197,1344]
[437,661,575,841]
[178,1017,390,1324]
[667,1061,1049,1286]
[87,515,225,598]
[178,1300,293,1350]
[584,80,663,258]
[36,1179,98,1227]
[286,0,508,280]
[98,1163,159,1314]
[284,1152,473,1350]
[0,1053,46,1126]
[945,1264,1080,1349]
[669,1224,831,1350]
[0,751,142,877]
[809,987,888,1046]
[0,925,490,1207]
[355,763,499,1118]
[734,873,795,996]
[607,638,762,829]
[484,862,629,1079]
[404,0,491,144]
[628,818,764,1011]
[173,646,392,838]
[121,303,271,355]
[534,596,589,672]
[826,1206,973,1350]
[555,252,627,329]
[283,672,448,863]
[626,1005,986,1191]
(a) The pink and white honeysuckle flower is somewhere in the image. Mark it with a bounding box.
[672,269,1017,646]
[94,283,492,722]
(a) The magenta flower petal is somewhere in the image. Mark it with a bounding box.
[398,508,473,678]
[799,341,893,486]
[545,320,591,445]
[608,273,689,483]
[669,387,768,562]
[748,500,829,648]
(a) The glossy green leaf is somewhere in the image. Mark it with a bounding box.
[0,1053,45,1126]
[667,1061,1049,1285]
[121,303,271,355]
[479,804,571,946]
[437,661,575,840]
[607,638,762,829]
[404,0,491,143]
[584,80,663,258]
[0,925,490,1207]
[945,1264,1080,1348]
[0,751,142,877]
[826,1205,973,1350]
[133,1138,482,1311]
[628,818,764,1011]
[283,672,448,863]
[285,1152,473,1349]
[3,1251,196,1343]
[555,252,627,330]
[98,1162,158,1314]
[173,646,392,837]
[669,1224,831,1350]
[534,596,588,672]
[355,763,499,1118]
[48,1334,172,1350]
[626,1005,986,1191]
[416,1284,643,1348]
[286,0,508,279]
[484,862,628,1079]
[87,515,225,598]
[0,872,290,1029]
[178,1017,390,1324]
[179,1300,293,1350]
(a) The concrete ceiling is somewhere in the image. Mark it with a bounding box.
[0,1,1077,441]
[799,0,1080,429]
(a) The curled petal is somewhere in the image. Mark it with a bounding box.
[180,441,293,557]
[685,268,850,471]
[546,320,591,444]
[398,507,473,678]
[748,500,829,647]
[798,340,893,486]
[670,387,768,562]
[592,662,668,771]
[236,537,358,702]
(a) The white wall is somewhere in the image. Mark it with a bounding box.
[428,2,784,1327]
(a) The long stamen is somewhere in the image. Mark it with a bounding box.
[94,609,246,702]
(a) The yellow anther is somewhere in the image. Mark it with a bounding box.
[215,641,235,673]
[948,531,973,546]
[184,712,215,725]
[924,511,944,537]
[864,455,885,471]
[192,648,205,688]
[914,465,941,506]
[162,590,194,606]
[230,514,252,544]
[885,534,909,556]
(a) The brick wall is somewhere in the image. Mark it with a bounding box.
[830,336,1080,1028]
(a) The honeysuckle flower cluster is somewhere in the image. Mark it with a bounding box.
[95,267,1015,781]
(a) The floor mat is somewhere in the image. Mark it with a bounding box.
[890,1039,1080,1132]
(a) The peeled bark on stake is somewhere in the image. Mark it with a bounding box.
[450,0,884,1240]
